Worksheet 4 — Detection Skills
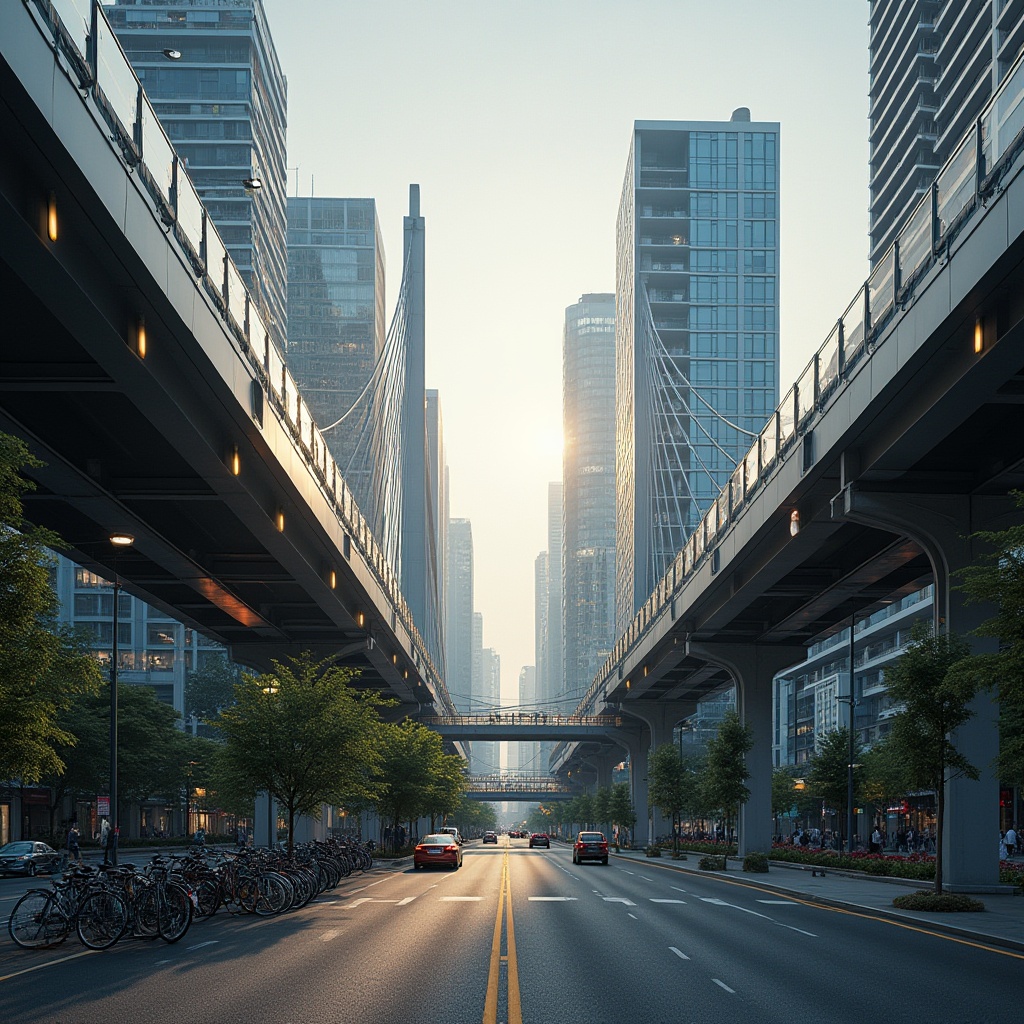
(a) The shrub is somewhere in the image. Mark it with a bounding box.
[645,846,662,857]
[699,855,727,871]
[743,851,769,873]
[892,891,985,913]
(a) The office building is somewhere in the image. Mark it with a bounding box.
[474,646,501,775]
[425,391,448,677]
[615,113,780,632]
[108,0,288,349]
[562,293,617,707]
[286,197,386,523]
[445,519,474,714]
[510,665,539,773]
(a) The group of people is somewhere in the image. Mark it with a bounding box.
[63,818,117,866]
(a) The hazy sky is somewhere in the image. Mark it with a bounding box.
[263,0,872,703]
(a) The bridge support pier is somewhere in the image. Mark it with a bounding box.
[686,643,806,857]
[254,792,278,848]
[839,486,1017,890]
[619,701,697,847]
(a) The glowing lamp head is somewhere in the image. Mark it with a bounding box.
[789,509,801,537]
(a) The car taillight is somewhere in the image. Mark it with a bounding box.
[445,845,457,852]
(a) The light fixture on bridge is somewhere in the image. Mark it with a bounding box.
[392,653,398,665]
[625,679,630,691]
[275,508,285,532]
[109,532,135,547]
[789,508,801,537]
[128,48,182,61]
[47,192,58,242]
[136,316,147,359]
[974,317,984,354]
[356,611,365,628]
[328,567,337,589]
[242,177,263,192]
[230,444,240,476]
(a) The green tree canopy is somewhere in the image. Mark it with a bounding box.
[884,624,976,892]
[608,782,636,843]
[214,654,385,853]
[701,709,753,842]
[185,654,241,722]
[807,727,864,829]
[649,743,691,852]
[0,433,103,782]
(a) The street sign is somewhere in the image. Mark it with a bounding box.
[97,797,110,815]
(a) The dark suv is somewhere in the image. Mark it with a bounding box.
[573,831,609,865]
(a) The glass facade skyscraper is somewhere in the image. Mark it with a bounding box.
[107,0,288,349]
[562,293,616,706]
[286,197,386,517]
[615,113,780,632]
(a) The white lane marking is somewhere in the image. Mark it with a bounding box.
[670,886,688,894]
[779,924,818,937]
[397,896,416,906]
[639,875,654,881]
[155,960,172,966]
[185,940,218,951]
[337,897,373,909]
[620,869,635,875]
[700,897,773,920]
[344,877,391,896]
[528,896,578,901]
[712,979,736,994]
[602,897,637,906]
[439,896,483,901]
[650,898,687,904]
[627,913,638,919]
[758,899,797,905]
[669,947,690,960]
[0,949,99,982]
[321,929,340,942]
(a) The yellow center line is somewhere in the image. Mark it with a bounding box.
[506,854,521,1024]
[482,850,523,1024]
[482,853,506,1024]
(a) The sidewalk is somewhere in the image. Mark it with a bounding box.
[609,848,1024,953]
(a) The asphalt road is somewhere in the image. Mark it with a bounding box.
[1,838,1021,1023]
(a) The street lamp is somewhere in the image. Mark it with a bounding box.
[836,610,860,855]
[108,532,134,865]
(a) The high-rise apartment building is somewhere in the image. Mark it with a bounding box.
[615,113,780,632]
[108,0,288,348]
[286,197,385,519]
[445,519,474,714]
[868,0,1024,265]
[562,293,617,708]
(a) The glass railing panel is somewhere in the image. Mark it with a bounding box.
[728,464,743,512]
[705,498,718,540]
[717,491,731,531]
[248,306,268,362]
[896,193,933,287]
[760,413,778,470]
[94,15,139,140]
[936,133,978,239]
[744,445,759,495]
[174,168,204,266]
[205,225,227,300]
[684,535,694,575]
[981,53,1024,172]
[52,0,91,56]
[225,259,247,337]
[312,425,328,475]
[283,370,298,428]
[842,287,866,368]
[797,359,816,426]
[818,323,841,397]
[267,342,284,401]
[139,95,174,207]
[779,387,796,448]
[867,245,895,327]
[694,519,705,560]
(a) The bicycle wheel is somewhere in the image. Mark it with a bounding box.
[157,884,193,943]
[249,873,289,916]
[76,890,128,950]
[194,877,221,917]
[8,890,69,949]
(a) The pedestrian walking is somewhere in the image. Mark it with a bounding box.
[99,818,111,864]
[1005,824,1017,857]
[66,821,82,865]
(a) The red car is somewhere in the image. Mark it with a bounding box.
[413,834,463,870]
[528,832,550,848]
[573,831,609,865]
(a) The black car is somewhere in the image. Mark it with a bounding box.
[482,831,498,844]
[0,841,62,877]
[528,832,550,848]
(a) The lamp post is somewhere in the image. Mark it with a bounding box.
[108,532,134,866]
[836,610,859,855]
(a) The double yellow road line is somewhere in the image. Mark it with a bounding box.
[483,849,521,1024]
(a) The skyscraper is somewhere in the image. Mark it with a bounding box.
[545,482,564,711]
[425,391,448,676]
[108,0,288,349]
[446,519,474,714]
[562,293,617,707]
[615,112,780,632]
[286,197,385,520]
[868,1,1024,265]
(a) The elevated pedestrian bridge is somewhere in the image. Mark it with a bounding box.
[420,713,635,744]
[464,774,575,801]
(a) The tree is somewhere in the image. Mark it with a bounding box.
[955,490,1024,784]
[185,654,241,723]
[807,727,864,841]
[771,766,800,835]
[592,786,612,835]
[608,782,636,846]
[701,709,753,849]
[214,654,385,853]
[372,718,465,843]
[861,735,911,831]
[884,624,976,893]
[0,432,103,784]
[649,743,688,853]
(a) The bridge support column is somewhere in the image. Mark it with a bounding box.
[584,751,617,791]
[619,701,696,847]
[839,487,1016,891]
[254,792,277,848]
[686,643,806,857]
